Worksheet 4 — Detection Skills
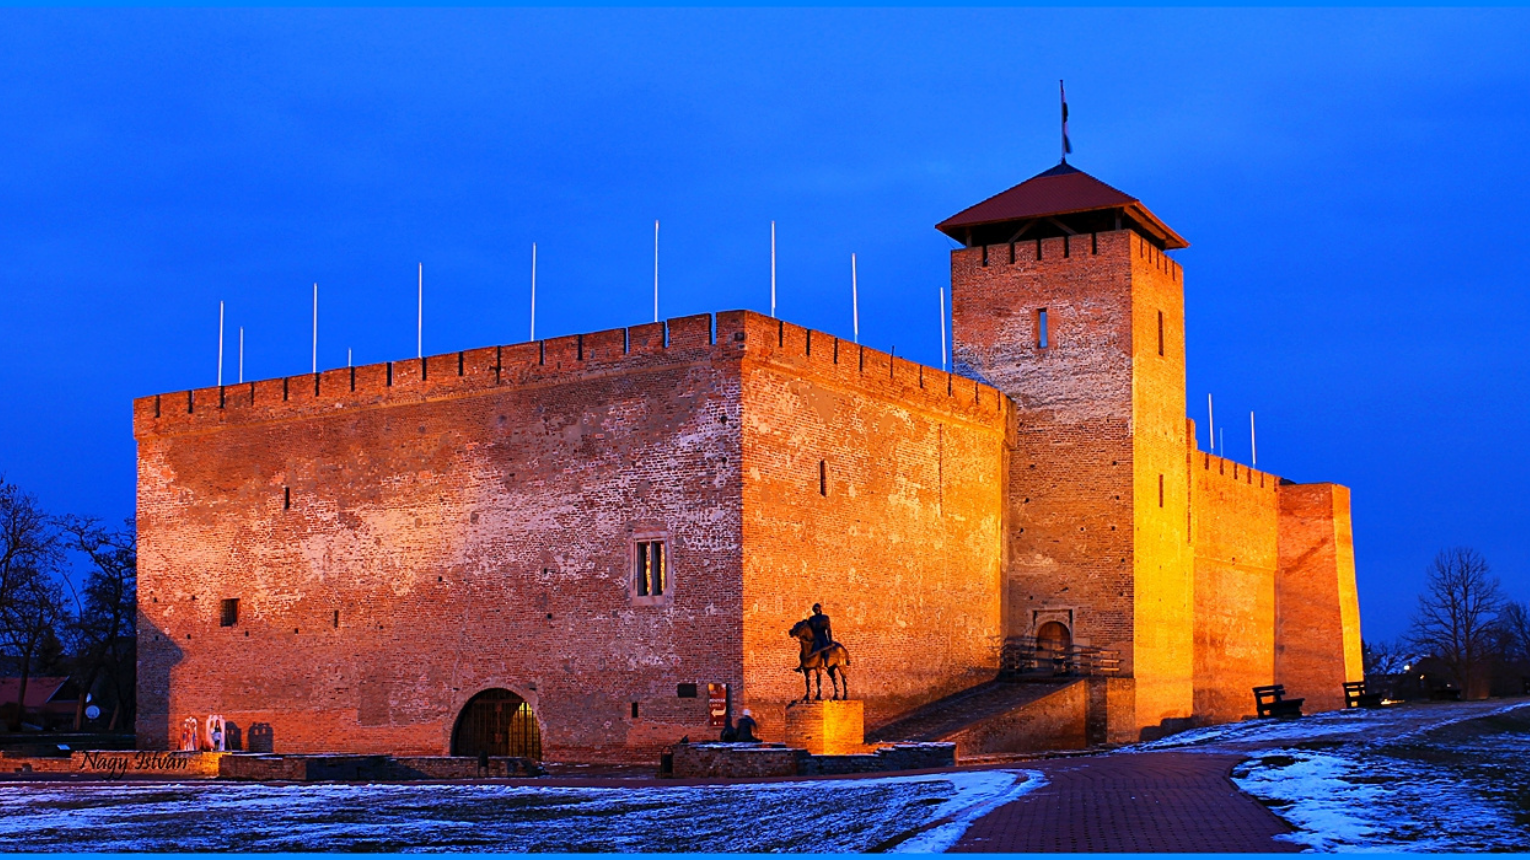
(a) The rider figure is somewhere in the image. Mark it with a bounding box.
[808,603,834,658]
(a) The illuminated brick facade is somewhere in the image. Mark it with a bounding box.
[135,164,1361,760]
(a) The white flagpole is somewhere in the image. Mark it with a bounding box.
[939,287,947,372]
[770,221,777,318]
[851,253,859,344]
[653,219,660,323]
[217,301,224,386]
[417,264,423,359]
[347,348,352,369]
[238,327,244,384]
[312,283,318,374]
[530,242,537,341]
[1251,411,1257,467]
[1207,393,1215,453]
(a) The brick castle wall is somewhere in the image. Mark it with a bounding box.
[1276,482,1363,710]
[136,310,1011,761]
[1127,236,1195,738]
[734,313,1008,737]
[952,229,1194,742]
[1191,447,1280,722]
[952,231,1137,742]
[137,314,744,762]
[135,210,1365,756]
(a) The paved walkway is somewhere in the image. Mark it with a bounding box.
[953,751,1303,853]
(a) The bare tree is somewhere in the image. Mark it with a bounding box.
[0,477,66,729]
[1492,600,1530,673]
[0,477,61,615]
[3,571,68,730]
[1409,547,1505,698]
[59,516,137,730]
[1362,637,1407,678]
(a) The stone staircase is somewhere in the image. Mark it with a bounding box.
[866,678,1089,758]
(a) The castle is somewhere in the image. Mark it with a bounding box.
[134,162,1363,761]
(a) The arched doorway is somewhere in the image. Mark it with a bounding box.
[451,689,542,759]
[1036,621,1072,658]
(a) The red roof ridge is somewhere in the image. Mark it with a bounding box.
[937,162,1187,250]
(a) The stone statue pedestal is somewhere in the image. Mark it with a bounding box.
[784,699,865,755]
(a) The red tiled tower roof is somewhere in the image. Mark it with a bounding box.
[937,163,1188,250]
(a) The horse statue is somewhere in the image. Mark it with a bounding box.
[789,619,851,702]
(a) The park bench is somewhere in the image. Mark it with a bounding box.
[1253,684,1304,718]
[1343,681,1385,709]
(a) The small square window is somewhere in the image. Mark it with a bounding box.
[636,540,666,597]
[220,598,239,627]
[676,683,698,699]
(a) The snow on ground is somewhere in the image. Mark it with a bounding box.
[1129,699,1530,852]
[0,767,1043,853]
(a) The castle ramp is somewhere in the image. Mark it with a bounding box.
[866,678,1088,758]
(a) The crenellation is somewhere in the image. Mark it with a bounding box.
[542,333,581,368]
[627,321,665,354]
[667,313,713,348]
[138,161,1359,760]
[583,328,628,364]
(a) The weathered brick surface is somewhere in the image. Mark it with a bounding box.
[138,313,746,763]
[783,699,865,755]
[1276,483,1363,710]
[951,230,1195,741]
[951,226,1360,742]
[736,314,1008,736]
[137,310,1008,763]
[136,178,1363,760]
[1191,449,1280,722]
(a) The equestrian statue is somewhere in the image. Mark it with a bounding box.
[789,603,851,702]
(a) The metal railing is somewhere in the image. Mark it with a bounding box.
[1000,638,1120,678]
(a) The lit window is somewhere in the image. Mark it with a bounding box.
[636,540,666,597]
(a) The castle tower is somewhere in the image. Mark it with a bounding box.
[940,163,1194,742]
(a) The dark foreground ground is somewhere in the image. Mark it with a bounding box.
[0,697,1526,852]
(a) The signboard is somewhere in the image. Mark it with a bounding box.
[707,683,728,728]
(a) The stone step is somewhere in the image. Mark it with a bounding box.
[867,678,1082,745]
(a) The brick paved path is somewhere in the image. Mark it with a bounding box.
[953,751,1303,853]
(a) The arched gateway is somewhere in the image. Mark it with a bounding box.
[451,689,542,759]
[1036,621,1071,656]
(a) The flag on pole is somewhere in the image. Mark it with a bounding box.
[1060,80,1072,162]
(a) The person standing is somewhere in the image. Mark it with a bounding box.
[808,603,834,657]
[734,709,759,743]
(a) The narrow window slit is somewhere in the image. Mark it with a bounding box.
[635,540,667,597]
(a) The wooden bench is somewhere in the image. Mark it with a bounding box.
[1343,681,1385,709]
[1253,684,1304,718]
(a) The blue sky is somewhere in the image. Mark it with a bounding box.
[2,8,1527,642]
